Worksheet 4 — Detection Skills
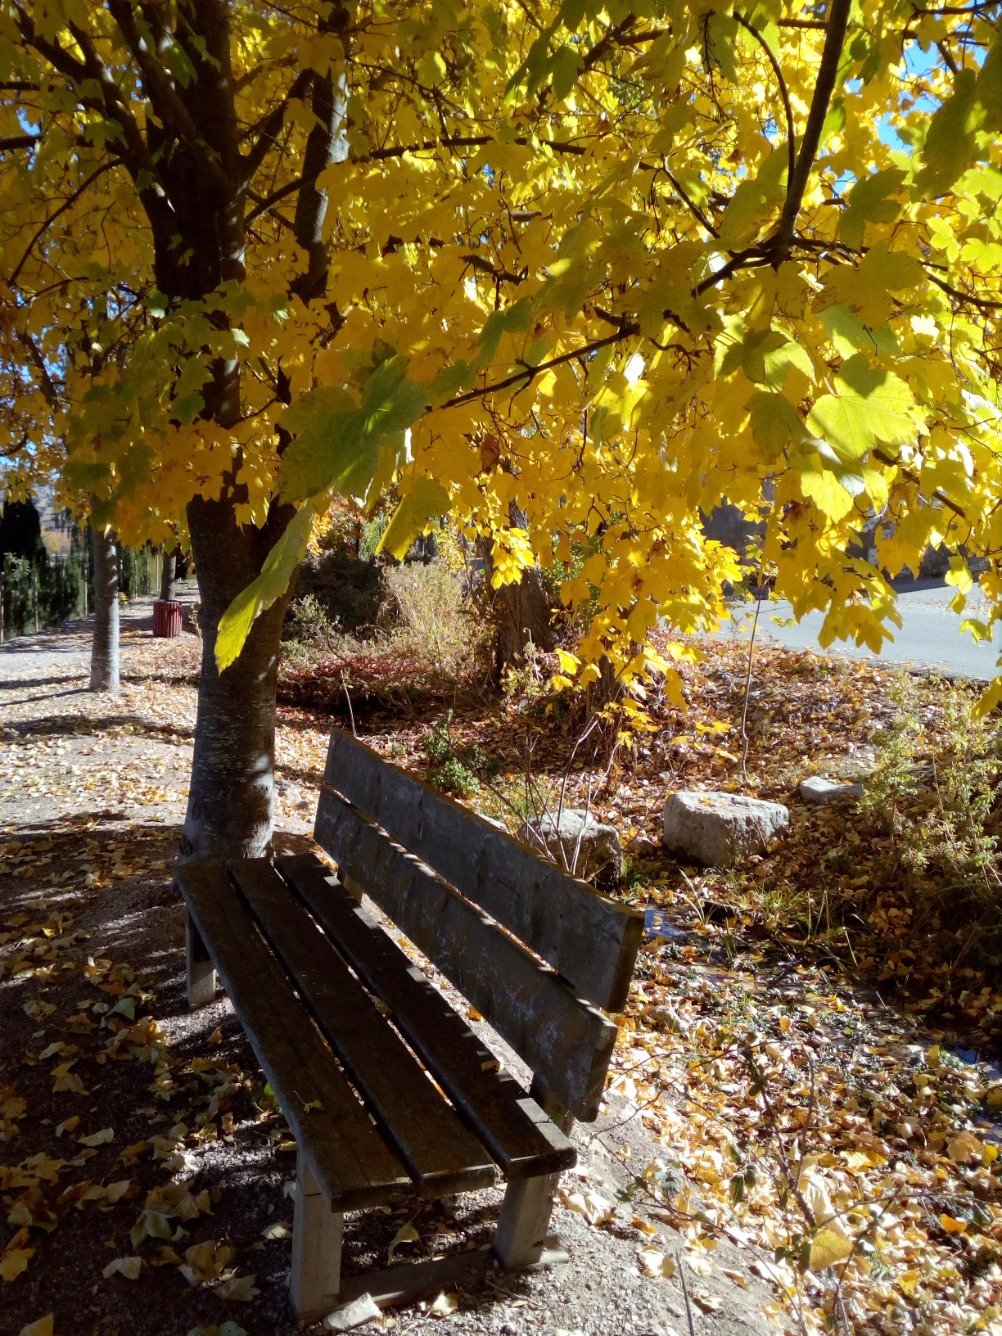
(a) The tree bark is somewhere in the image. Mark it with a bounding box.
[180,495,296,863]
[159,547,177,602]
[493,567,558,680]
[489,504,557,681]
[89,524,120,693]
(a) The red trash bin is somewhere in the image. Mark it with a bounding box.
[152,599,183,637]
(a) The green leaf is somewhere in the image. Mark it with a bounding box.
[820,305,898,359]
[808,357,919,458]
[215,502,320,672]
[279,358,425,504]
[837,169,904,248]
[479,300,533,363]
[862,244,925,293]
[360,354,427,437]
[550,46,582,101]
[278,387,365,501]
[741,329,815,388]
[918,67,980,195]
[799,467,855,521]
[377,478,452,559]
[745,390,806,457]
[717,148,787,250]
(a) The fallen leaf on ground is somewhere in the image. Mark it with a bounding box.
[102,1256,142,1280]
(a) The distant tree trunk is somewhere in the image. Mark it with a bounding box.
[493,568,557,679]
[489,504,557,681]
[89,524,120,693]
[159,547,177,602]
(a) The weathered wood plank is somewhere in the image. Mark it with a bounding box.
[335,1248,494,1311]
[314,792,616,1120]
[229,859,495,1197]
[318,729,644,1011]
[178,862,413,1210]
[279,853,577,1179]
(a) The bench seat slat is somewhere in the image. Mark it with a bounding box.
[179,863,412,1210]
[320,729,644,1012]
[279,853,577,1180]
[229,859,496,1197]
[315,790,617,1120]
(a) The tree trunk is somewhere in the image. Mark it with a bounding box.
[89,524,120,692]
[179,495,296,864]
[493,568,558,680]
[488,505,557,681]
[159,547,177,602]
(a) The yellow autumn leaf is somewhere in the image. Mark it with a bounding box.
[18,1317,53,1336]
[940,1214,968,1234]
[1,1248,34,1281]
[388,1222,421,1262]
[213,1274,259,1302]
[639,1248,677,1278]
[102,1256,142,1280]
[948,1130,984,1164]
[427,1291,459,1316]
[808,1224,854,1271]
[78,1127,114,1147]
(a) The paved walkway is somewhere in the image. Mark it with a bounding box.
[0,582,200,678]
[725,577,999,682]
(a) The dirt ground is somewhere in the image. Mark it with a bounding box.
[1,597,783,1336]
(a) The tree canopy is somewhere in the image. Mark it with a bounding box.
[1,2,1000,850]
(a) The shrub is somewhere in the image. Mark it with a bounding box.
[382,561,472,675]
[857,678,1001,964]
[423,710,482,796]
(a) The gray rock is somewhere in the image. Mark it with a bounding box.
[662,791,789,867]
[525,808,624,886]
[799,776,863,805]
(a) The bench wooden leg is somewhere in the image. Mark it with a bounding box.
[291,1150,343,1319]
[493,1084,573,1268]
[185,914,217,1009]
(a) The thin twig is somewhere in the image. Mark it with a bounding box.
[740,592,763,780]
[676,1252,697,1336]
[340,670,357,737]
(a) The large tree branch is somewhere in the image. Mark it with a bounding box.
[16,328,62,409]
[104,0,234,196]
[241,66,315,184]
[766,0,853,266]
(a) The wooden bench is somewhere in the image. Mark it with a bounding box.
[178,728,644,1320]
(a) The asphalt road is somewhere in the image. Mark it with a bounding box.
[723,578,999,682]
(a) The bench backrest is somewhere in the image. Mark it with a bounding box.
[314,729,644,1121]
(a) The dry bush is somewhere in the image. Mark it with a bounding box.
[382,561,473,674]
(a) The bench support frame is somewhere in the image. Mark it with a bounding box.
[493,1079,573,1267]
[291,1151,345,1319]
[185,913,216,1009]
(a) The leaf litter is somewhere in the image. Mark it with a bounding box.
[1,607,1000,1333]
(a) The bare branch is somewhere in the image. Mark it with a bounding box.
[241,66,315,185]
[733,11,796,185]
[0,134,37,151]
